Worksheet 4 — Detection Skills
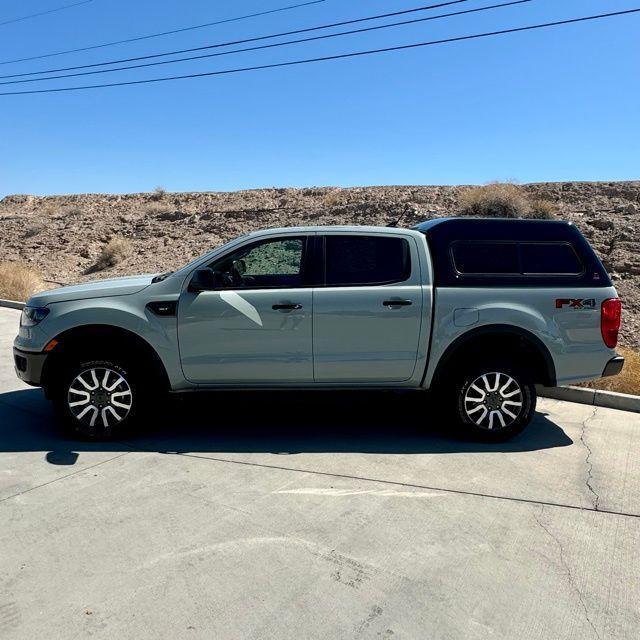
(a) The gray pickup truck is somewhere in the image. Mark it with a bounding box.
[13,218,623,441]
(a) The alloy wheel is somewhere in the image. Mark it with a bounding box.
[67,367,133,429]
[463,371,523,430]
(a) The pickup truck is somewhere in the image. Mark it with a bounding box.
[13,218,623,441]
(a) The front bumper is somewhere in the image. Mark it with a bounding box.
[13,347,48,387]
[602,355,625,378]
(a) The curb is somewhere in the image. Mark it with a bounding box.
[538,385,640,414]
[0,299,25,311]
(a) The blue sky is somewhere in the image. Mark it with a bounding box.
[0,0,638,196]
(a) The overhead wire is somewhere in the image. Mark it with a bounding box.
[0,0,474,79]
[0,0,327,65]
[1,7,637,96]
[0,0,96,28]
[0,0,534,86]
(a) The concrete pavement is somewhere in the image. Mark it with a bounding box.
[1,307,639,639]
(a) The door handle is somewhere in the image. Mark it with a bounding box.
[383,299,412,307]
[272,303,302,311]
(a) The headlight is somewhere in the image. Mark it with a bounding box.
[20,306,50,327]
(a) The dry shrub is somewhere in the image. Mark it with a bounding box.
[459,183,529,218]
[582,347,640,396]
[324,190,344,208]
[151,186,166,201]
[143,203,172,216]
[94,236,132,271]
[0,262,45,301]
[62,206,84,218]
[529,198,557,219]
[41,205,58,217]
[459,183,556,219]
[23,222,46,238]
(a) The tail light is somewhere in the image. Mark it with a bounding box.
[601,298,622,348]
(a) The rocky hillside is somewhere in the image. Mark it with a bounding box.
[1,181,638,347]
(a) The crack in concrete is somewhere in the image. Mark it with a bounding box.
[580,407,600,511]
[534,507,601,640]
[129,447,640,519]
[0,452,130,504]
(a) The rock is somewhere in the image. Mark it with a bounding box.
[155,210,190,222]
[625,203,638,215]
[0,194,37,206]
[590,218,615,230]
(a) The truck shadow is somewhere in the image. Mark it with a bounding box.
[0,388,572,464]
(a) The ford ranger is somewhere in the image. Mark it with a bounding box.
[13,218,624,441]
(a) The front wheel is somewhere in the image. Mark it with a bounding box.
[453,365,536,441]
[52,359,143,440]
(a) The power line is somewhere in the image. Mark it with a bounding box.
[1,7,637,96]
[0,0,473,79]
[0,0,96,28]
[0,0,327,65]
[0,0,534,86]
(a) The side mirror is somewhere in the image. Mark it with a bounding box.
[188,268,223,293]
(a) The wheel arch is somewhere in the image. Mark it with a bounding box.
[41,324,170,394]
[429,324,557,388]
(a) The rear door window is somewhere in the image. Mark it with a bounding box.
[324,235,411,286]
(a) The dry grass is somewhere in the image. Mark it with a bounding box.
[582,347,640,396]
[459,182,557,219]
[0,262,45,301]
[94,236,132,271]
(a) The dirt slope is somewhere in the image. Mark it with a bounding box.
[1,181,638,347]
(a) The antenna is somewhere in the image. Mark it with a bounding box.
[387,203,411,227]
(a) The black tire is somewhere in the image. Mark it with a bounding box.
[52,357,147,440]
[451,362,536,442]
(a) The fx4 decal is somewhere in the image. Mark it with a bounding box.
[555,298,596,309]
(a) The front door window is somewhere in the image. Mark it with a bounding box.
[210,237,305,289]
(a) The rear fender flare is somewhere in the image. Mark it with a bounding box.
[427,324,557,388]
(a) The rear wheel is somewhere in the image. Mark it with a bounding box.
[52,358,144,440]
[453,364,536,441]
